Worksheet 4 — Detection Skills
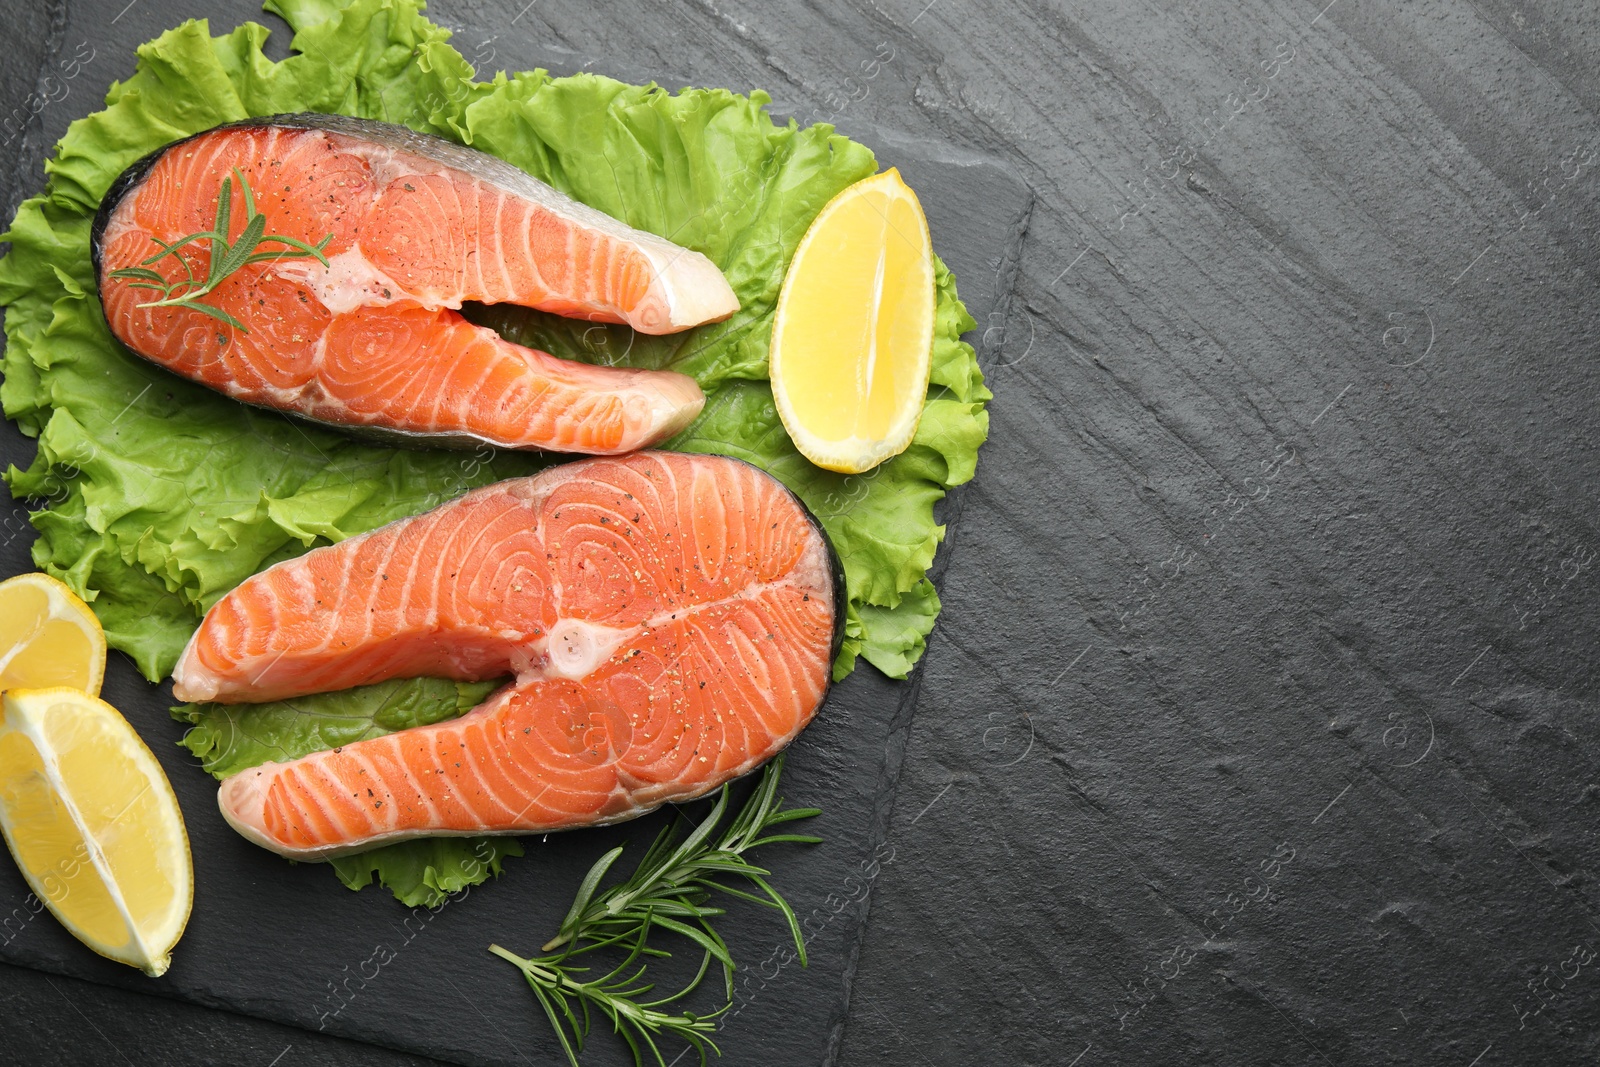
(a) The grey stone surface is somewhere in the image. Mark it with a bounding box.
[4,0,1600,1065]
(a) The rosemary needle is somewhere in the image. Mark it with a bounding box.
[491,754,821,1067]
[107,167,332,333]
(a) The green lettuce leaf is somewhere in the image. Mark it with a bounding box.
[0,0,989,903]
[327,837,522,908]
[172,677,504,778]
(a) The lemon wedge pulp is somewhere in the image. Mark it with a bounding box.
[0,572,106,696]
[0,687,192,976]
[771,168,935,474]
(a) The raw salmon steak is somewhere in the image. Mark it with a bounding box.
[169,452,841,859]
[92,115,740,453]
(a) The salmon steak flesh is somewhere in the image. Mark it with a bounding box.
[92,114,739,454]
[169,452,842,860]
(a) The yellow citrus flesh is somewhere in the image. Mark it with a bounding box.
[0,688,192,976]
[0,573,105,697]
[771,168,935,474]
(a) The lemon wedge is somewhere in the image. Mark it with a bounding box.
[771,168,935,474]
[0,687,192,976]
[0,572,106,696]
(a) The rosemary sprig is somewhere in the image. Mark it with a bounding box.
[490,755,821,1067]
[108,167,332,333]
[488,932,727,1067]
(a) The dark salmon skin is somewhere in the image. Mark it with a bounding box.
[170,452,844,859]
[93,115,739,453]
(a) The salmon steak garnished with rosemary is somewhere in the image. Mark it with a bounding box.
[92,114,738,454]
[168,452,842,860]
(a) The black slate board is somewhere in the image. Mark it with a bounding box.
[0,4,1031,1066]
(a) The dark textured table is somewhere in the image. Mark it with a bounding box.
[4,1,1600,1065]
